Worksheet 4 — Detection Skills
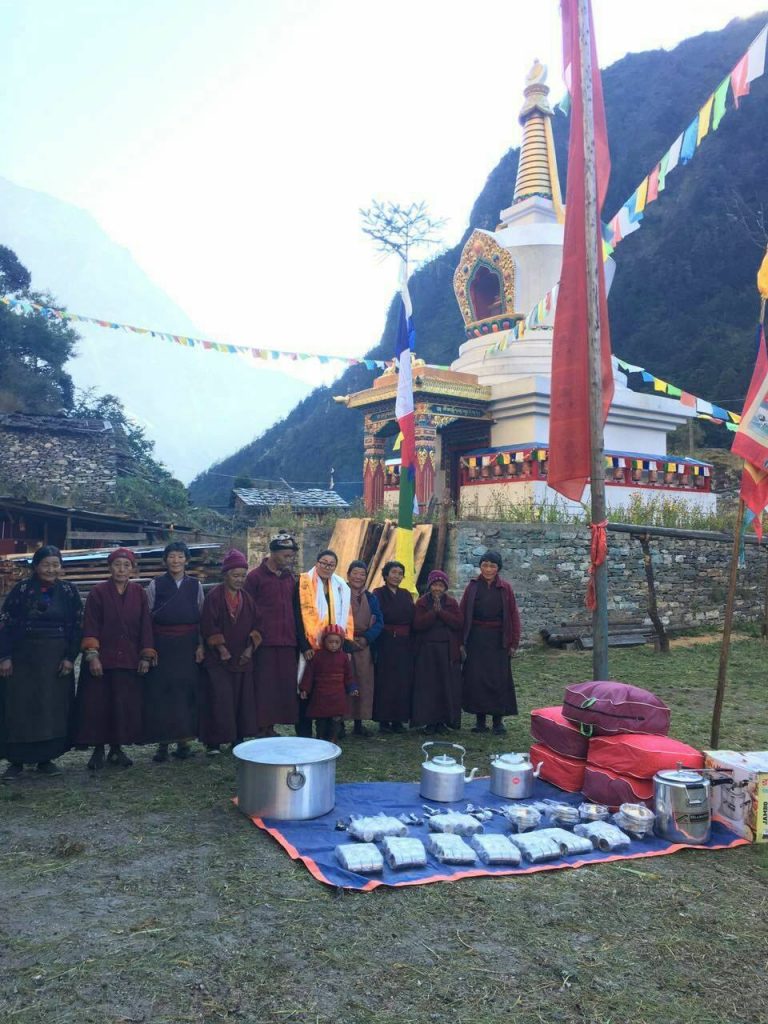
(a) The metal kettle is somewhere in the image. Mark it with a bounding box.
[420,742,478,802]
[489,752,543,799]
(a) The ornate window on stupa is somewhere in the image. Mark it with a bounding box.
[453,229,519,337]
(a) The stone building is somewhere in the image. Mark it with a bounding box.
[0,412,128,509]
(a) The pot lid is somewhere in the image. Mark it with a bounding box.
[425,754,462,772]
[656,768,705,784]
[233,737,341,765]
[495,753,528,766]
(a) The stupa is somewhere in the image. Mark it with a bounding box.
[335,63,714,513]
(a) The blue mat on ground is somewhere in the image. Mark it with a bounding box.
[246,778,748,890]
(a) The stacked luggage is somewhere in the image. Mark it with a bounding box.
[531,680,703,809]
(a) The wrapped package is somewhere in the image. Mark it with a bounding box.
[508,832,563,863]
[348,814,408,843]
[612,803,655,839]
[470,833,522,866]
[542,800,580,827]
[335,843,384,874]
[573,820,631,852]
[536,827,594,857]
[381,836,427,870]
[578,802,611,822]
[427,812,484,836]
[500,804,542,833]
[426,834,476,865]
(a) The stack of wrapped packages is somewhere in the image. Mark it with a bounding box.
[531,681,704,809]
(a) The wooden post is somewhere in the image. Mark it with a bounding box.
[577,0,609,680]
[762,539,768,640]
[638,533,669,653]
[434,491,451,572]
[711,498,745,747]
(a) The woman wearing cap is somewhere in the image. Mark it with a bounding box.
[459,550,521,736]
[143,541,204,763]
[412,570,463,734]
[0,545,82,780]
[372,561,415,734]
[344,560,383,738]
[199,549,260,754]
[245,532,300,738]
[75,548,156,769]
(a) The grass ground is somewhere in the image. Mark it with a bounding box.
[1,637,767,1024]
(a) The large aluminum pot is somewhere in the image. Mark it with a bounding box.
[234,737,341,820]
[653,767,711,844]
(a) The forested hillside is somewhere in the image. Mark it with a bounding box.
[189,14,768,508]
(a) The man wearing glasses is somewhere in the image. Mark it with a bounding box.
[294,549,355,738]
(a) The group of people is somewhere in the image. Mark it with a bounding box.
[0,532,521,779]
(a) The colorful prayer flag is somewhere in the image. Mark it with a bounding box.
[696,95,714,146]
[732,325,768,539]
[712,76,730,131]
[549,0,614,502]
[394,262,418,594]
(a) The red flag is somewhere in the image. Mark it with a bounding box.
[731,53,750,107]
[732,327,768,539]
[549,0,614,501]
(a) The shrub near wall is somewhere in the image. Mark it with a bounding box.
[447,521,766,640]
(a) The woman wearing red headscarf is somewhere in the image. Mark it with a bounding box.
[199,549,260,754]
[412,570,464,734]
[74,548,156,769]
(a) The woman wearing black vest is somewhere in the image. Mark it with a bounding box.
[144,541,205,762]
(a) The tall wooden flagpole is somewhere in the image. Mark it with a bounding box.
[577,0,609,680]
[711,498,745,747]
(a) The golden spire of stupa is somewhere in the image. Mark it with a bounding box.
[512,61,564,221]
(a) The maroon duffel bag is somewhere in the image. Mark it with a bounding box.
[562,680,670,738]
[530,706,589,760]
[581,764,655,809]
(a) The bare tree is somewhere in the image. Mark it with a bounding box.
[359,200,445,266]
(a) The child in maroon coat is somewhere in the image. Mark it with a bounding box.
[298,625,358,743]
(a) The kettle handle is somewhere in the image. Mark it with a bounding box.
[422,741,466,765]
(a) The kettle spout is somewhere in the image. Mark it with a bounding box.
[466,767,479,783]
[533,761,544,779]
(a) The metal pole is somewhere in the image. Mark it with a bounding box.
[577,0,609,679]
[711,497,745,748]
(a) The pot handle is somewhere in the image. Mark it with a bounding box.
[286,766,306,791]
[422,741,466,764]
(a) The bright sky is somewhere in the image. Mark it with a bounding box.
[1,0,765,477]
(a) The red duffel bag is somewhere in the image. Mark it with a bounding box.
[530,706,589,760]
[588,733,703,779]
[581,764,655,809]
[530,742,586,793]
[562,680,670,737]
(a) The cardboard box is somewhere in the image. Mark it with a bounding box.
[703,750,768,844]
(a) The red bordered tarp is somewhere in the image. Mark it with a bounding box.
[241,779,748,890]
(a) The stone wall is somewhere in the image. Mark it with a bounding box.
[446,521,766,641]
[0,421,119,508]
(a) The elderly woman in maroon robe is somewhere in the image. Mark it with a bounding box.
[245,531,299,738]
[144,541,204,763]
[372,560,415,734]
[460,549,521,736]
[199,549,260,754]
[0,545,82,780]
[75,548,156,769]
[345,560,383,737]
[412,570,464,734]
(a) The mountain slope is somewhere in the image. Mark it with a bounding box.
[0,177,310,482]
[189,13,768,507]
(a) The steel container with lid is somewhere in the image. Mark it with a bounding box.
[234,737,341,820]
[653,766,711,844]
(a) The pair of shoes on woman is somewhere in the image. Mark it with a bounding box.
[87,747,105,771]
[36,761,62,776]
[107,748,133,768]
[206,744,222,756]
[2,762,24,781]
[153,744,170,763]
[172,742,195,760]
[353,721,371,737]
